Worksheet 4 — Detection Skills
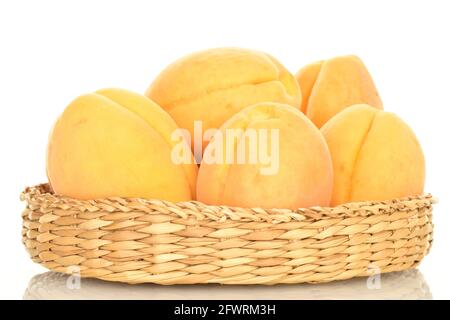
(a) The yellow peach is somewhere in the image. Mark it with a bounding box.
[197,102,333,209]
[296,55,383,127]
[321,104,425,205]
[146,48,301,151]
[47,88,197,201]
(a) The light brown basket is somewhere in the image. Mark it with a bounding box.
[21,184,435,285]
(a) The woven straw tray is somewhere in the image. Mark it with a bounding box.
[21,184,435,285]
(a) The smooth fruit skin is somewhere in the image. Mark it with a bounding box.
[47,88,197,201]
[146,48,302,150]
[197,102,333,209]
[296,60,323,114]
[296,55,383,128]
[321,104,425,206]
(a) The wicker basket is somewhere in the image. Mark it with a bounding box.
[21,184,435,285]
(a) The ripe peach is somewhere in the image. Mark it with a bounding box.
[296,55,383,127]
[46,88,197,201]
[146,48,301,151]
[196,102,333,209]
[321,104,425,205]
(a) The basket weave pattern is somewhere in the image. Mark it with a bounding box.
[21,184,434,285]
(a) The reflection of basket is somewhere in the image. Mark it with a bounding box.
[23,270,432,300]
[21,184,435,285]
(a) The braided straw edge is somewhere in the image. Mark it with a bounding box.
[22,184,435,285]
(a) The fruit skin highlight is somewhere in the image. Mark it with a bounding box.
[321,104,425,206]
[46,88,198,201]
[196,102,333,209]
[296,55,383,127]
[146,47,302,150]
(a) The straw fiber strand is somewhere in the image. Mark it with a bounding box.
[21,184,434,285]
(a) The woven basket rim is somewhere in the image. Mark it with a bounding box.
[21,183,436,223]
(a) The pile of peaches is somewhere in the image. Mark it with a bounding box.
[46,48,425,209]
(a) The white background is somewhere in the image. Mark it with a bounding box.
[0,0,449,299]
